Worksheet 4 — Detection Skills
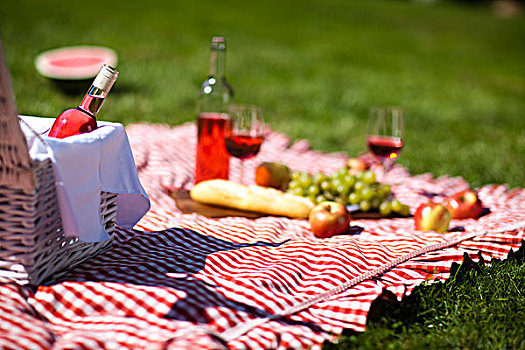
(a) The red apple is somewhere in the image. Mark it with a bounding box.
[347,157,369,175]
[414,202,450,233]
[309,201,351,238]
[445,189,483,219]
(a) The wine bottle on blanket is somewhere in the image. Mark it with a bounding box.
[195,36,234,184]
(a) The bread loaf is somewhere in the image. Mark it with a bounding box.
[190,179,313,218]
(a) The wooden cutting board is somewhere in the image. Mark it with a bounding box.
[171,190,266,218]
[170,189,408,220]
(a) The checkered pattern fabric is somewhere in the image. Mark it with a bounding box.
[1,122,523,349]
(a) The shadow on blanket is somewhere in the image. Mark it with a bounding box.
[46,227,324,332]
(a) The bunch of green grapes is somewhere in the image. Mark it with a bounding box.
[286,168,410,216]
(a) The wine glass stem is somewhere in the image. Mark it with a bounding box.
[239,159,244,185]
[384,157,396,171]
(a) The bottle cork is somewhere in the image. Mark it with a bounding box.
[93,64,119,91]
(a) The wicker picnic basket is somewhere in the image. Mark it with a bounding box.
[0,43,117,286]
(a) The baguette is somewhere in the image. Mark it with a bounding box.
[190,179,313,218]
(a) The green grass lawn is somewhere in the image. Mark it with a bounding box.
[2,0,524,188]
[324,246,525,349]
[1,0,524,348]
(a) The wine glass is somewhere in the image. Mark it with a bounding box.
[366,106,405,172]
[224,104,265,184]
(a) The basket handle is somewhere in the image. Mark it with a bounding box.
[17,116,52,150]
[0,39,34,191]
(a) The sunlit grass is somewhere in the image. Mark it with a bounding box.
[1,1,523,188]
[4,2,524,187]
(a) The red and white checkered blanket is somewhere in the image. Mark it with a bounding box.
[1,122,524,349]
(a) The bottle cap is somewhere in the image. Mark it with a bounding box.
[93,64,119,91]
[211,36,226,51]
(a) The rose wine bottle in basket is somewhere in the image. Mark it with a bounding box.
[195,36,234,184]
[48,64,119,139]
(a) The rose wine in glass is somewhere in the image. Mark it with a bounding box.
[224,133,264,160]
[48,64,118,139]
[225,105,264,184]
[366,135,404,160]
[366,106,404,171]
[195,36,234,184]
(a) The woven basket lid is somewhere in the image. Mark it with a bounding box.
[0,40,35,190]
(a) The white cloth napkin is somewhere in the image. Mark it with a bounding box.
[19,115,150,243]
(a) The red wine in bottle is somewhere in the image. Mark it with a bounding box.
[195,112,230,182]
[48,64,118,139]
